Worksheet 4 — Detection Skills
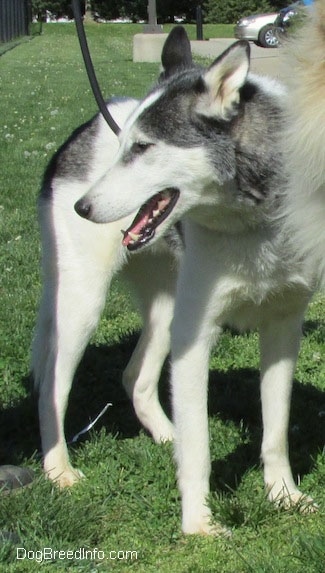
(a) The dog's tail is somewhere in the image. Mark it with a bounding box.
[281,0,325,287]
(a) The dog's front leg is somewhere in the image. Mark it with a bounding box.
[172,330,213,534]
[259,303,314,509]
[170,238,226,535]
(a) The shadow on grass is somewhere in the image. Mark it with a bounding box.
[0,328,324,494]
[209,366,325,492]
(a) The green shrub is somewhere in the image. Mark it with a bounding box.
[204,0,273,24]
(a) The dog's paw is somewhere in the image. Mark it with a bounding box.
[151,420,175,444]
[275,491,317,513]
[182,513,231,537]
[267,484,317,513]
[183,521,231,537]
[46,467,85,488]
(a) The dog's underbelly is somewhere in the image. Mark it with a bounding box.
[213,279,311,332]
[223,298,292,332]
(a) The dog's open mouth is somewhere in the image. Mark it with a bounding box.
[121,188,180,251]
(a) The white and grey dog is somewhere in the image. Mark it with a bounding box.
[33,23,318,535]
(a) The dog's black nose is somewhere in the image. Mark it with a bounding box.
[74,198,92,219]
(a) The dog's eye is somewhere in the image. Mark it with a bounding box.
[131,141,153,155]
[122,141,154,164]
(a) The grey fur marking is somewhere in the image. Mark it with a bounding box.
[41,116,99,198]
[41,97,133,198]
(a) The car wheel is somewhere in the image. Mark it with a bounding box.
[258,25,279,48]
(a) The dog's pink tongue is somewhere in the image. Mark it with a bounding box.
[122,212,149,246]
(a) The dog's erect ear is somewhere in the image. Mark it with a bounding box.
[196,41,250,120]
[160,26,193,79]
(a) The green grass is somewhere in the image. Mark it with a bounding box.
[0,23,324,573]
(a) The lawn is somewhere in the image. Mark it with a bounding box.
[0,22,324,572]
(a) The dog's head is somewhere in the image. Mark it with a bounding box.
[75,27,251,251]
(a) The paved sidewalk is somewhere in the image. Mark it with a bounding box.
[133,35,282,79]
[191,38,281,79]
[249,44,281,78]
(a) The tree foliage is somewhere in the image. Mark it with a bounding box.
[91,0,148,22]
[204,0,292,23]
[31,0,291,23]
[156,0,199,22]
[31,0,74,20]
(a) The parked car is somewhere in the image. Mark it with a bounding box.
[234,1,313,48]
[234,12,279,48]
[275,0,312,28]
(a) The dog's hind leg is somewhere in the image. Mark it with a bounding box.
[259,297,315,510]
[33,195,129,487]
[121,248,176,443]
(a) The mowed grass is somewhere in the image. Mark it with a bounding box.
[0,22,324,572]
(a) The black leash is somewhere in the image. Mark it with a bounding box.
[71,0,121,135]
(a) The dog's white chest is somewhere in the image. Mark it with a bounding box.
[181,219,310,332]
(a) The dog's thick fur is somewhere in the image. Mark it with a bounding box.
[281,0,325,286]
[33,16,321,535]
